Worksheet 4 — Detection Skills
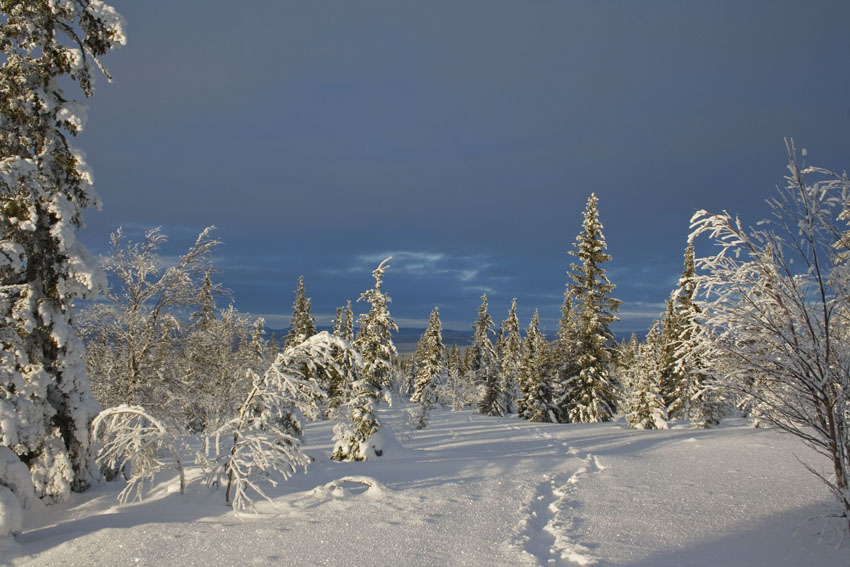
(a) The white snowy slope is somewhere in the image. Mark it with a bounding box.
[3,409,847,566]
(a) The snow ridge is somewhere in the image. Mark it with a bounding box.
[516,450,605,566]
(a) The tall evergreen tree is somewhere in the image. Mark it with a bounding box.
[553,290,579,421]
[285,275,316,348]
[353,258,398,403]
[668,243,722,425]
[561,194,622,423]
[333,260,396,461]
[497,299,522,414]
[327,302,357,412]
[0,1,126,502]
[518,310,557,422]
[411,308,445,429]
[657,298,682,416]
[472,294,501,416]
[624,322,669,430]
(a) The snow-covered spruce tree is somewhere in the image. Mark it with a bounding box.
[353,257,398,404]
[518,310,558,422]
[471,294,502,416]
[657,298,683,417]
[411,307,445,429]
[671,243,724,427]
[284,275,316,348]
[325,301,358,415]
[496,299,522,415]
[333,259,396,461]
[624,322,668,430]
[560,194,622,423]
[552,289,579,422]
[0,1,125,502]
[81,226,221,424]
[689,142,850,527]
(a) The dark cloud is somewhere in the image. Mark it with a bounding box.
[79,1,850,335]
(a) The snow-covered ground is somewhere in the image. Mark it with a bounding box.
[3,409,847,566]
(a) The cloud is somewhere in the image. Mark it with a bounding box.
[336,250,492,283]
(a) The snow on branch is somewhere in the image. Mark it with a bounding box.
[91,405,185,504]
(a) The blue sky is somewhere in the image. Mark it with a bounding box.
[77,1,850,334]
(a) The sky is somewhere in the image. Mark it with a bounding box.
[76,0,850,335]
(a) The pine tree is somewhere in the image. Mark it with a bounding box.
[518,310,557,422]
[497,299,522,414]
[0,1,125,503]
[411,308,445,429]
[472,294,501,416]
[561,194,622,423]
[285,276,316,348]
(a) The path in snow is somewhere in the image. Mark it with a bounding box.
[4,409,848,566]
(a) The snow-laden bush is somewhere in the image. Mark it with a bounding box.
[204,332,360,511]
[91,406,185,504]
[689,141,850,529]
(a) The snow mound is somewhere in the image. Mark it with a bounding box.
[313,476,390,500]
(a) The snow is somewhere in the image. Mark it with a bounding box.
[3,409,848,566]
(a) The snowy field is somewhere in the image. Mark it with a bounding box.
[3,409,847,566]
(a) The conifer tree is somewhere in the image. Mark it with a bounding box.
[0,1,125,502]
[472,294,502,416]
[445,343,470,411]
[553,291,579,421]
[285,276,316,348]
[624,322,669,430]
[411,308,445,429]
[497,299,522,414]
[327,302,357,412]
[518,310,557,422]
[673,244,723,426]
[333,259,396,460]
[353,258,398,402]
[560,194,622,423]
[657,298,683,416]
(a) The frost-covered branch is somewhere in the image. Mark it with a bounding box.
[91,405,184,504]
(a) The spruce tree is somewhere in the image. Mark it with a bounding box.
[353,258,398,402]
[472,294,501,416]
[518,310,557,422]
[0,1,125,501]
[285,275,316,348]
[561,194,622,423]
[553,291,579,421]
[411,308,445,429]
[497,299,522,414]
[624,322,668,430]
[671,243,722,426]
[658,298,683,417]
